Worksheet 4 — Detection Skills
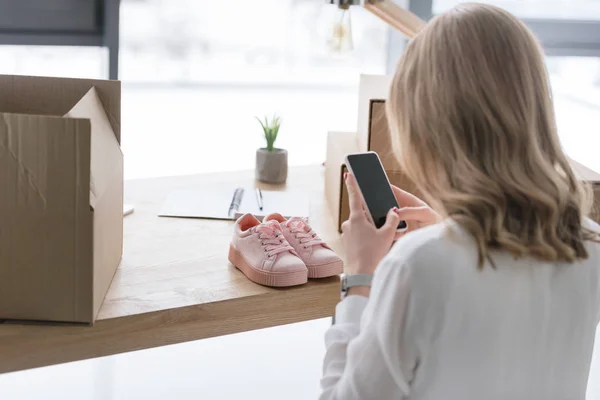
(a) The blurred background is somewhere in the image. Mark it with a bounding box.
[0,0,598,180]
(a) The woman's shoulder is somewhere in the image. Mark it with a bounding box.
[386,217,600,272]
[378,220,478,290]
[387,220,476,268]
[373,221,475,316]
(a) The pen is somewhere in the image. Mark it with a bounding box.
[256,188,264,211]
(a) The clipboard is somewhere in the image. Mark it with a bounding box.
[159,187,309,221]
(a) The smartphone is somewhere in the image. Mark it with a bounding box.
[344,151,408,232]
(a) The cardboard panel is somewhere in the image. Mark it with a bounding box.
[357,74,392,153]
[592,185,600,224]
[369,100,403,172]
[570,157,600,183]
[325,131,359,228]
[65,86,124,322]
[0,75,121,143]
[66,87,123,208]
[355,75,405,172]
[93,164,124,317]
[0,114,93,322]
[568,157,600,224]
[339,164,349,233]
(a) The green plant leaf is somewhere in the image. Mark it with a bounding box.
[256,116,267,133]
[271,126,279,146]
[256,114,282,151]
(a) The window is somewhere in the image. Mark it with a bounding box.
[0,46,106,79]
[433,1,600,20]
[412,0,600,56]
[0,1,391,179]
[406,0,600,173]
[119,0,388,86]
[548,56,600,173]
[117,0,391,178]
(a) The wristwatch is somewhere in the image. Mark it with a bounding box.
[340,273,373,299]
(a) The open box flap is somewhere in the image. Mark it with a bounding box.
[65,87,123,209]
[0,74,120,143]
[569,157,600,184]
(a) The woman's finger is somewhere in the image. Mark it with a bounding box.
[345,173,365,215]
[379,208,401,237]
[394,206,433,222]
[391,185,428,208]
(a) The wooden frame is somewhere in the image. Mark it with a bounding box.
[365,0,425,38]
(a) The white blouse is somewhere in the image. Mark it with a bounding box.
[320,219,600,400]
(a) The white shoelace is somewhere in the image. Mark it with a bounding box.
[285,217,324,249]
[254,221,294,258]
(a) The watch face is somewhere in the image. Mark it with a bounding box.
[340,275,348,299]
[341,275,348,291]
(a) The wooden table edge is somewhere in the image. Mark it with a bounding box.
[0,277,339,374]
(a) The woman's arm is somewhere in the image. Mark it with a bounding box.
[319,258,418,400]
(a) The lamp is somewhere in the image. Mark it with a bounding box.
[328,4,354,53]
[329,0,425,44]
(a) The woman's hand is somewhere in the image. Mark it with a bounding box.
[341,173,402,276]
[391,185,441,234]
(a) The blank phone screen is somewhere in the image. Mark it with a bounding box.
[347,153,407,230]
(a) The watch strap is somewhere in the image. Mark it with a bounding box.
[341,274,373,298]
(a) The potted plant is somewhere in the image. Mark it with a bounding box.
[255,115,287,184]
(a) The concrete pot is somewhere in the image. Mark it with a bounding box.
[256,148,288,184]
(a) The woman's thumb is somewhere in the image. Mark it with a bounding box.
[381,208,401,234]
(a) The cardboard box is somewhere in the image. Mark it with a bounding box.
[356,75,392,146]
[358,100,404,172]
[0,75,123,323]
[356,75,403,172]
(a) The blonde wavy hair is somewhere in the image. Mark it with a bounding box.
[387,3,598,267]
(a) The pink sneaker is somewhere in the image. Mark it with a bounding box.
[264,214,343,278]
[228,214,308,287]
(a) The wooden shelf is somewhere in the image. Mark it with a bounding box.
[0,165,341,373]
